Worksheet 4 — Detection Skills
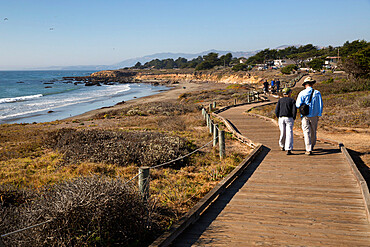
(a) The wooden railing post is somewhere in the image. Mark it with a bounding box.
[206,113,210,127]
[234,98,237,105]
[209,103,212,112]
[213,124,218,147]
[139,167,150,202]
[219,130,225,159]
[209,120,213,134]
[213,101,216,109]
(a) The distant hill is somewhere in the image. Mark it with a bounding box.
[111,49,259,69]
[36,47,312,71]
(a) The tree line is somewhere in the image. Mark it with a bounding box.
[132,53,235,70]
[130,40,369,78]
[245,40,369,74]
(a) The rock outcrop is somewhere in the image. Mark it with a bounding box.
[64,69,267,87]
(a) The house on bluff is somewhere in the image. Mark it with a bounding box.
[273,59,295,68]
[324,56,341,69]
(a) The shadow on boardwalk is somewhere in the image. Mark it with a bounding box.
[349,149,370,190]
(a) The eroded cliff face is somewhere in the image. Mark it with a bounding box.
[90,70,263,84]
[133,72,261,84]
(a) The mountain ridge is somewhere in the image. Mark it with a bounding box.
[32,44,306,71]
[34,49,260,71]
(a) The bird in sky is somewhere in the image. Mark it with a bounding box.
[49,27,54,31]
[4,18,8,21]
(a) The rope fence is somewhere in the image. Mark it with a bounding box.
[0,87,263,246]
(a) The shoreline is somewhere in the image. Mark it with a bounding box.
[1,83,171,125]
[68,80,226,121]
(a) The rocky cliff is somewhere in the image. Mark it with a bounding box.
[128,70,261,84]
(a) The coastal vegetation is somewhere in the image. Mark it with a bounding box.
[0,98,250,246]
[132,52,234,71]
[245,40,369,68]
[1,39,369,246]
[130,40,369,75]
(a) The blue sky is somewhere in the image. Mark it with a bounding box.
[0,0,369,69]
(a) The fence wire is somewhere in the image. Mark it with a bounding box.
[151,135,217,169]
[1,109,220,243]
[0,219,53,239]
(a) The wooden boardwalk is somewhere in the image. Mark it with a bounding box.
[172,103,370,246]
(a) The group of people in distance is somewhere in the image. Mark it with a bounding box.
[263,78,280,94]
[274,76,323,155]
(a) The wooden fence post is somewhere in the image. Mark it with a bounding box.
[139,167,150,202]
[234,98,237,105]
[209,103,212,112]
[247,93,250,103]
[219,130,225,159]
[206,113,210,127]
[209,120,213,134]
[213,124,218,147]
[213,101,216,109]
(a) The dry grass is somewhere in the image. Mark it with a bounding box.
[1,176,165,246]
[46,128,193,167]
[178,84,256,108]
[0,98,251,245]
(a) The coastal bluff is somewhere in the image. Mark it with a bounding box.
[72,69,265,85]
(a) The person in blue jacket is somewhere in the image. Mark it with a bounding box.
[271,79,275,93]
[296,77,323,155]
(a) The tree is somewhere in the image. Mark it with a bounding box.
[340,40,369,57]
[307,58,324,71]
[133,62,142,69]
[163,59,176,69]
[281,64,298,74]
[187,56,203,68]
[203,52,220,67]
[144,59,163,69]
[175,57,188,68]
[232,63,250,71]
[220,53,232,67]
[195,61,213,70]
[342,46,370,79]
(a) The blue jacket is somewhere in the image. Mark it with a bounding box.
[296,87,323,117]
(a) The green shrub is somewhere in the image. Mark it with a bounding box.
[232,63,250,71]
[281,64,298,74]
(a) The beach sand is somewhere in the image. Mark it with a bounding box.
[69,80,226,121]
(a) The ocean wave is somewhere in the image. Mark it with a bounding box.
[0,94,43,104]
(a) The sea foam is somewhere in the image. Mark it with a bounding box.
[0,94,43,104]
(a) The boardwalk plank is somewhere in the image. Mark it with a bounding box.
[172,102,370,246]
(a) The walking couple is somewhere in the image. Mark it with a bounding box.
[275,77,323,155]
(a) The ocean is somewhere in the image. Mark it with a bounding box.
[0,71,169,124]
